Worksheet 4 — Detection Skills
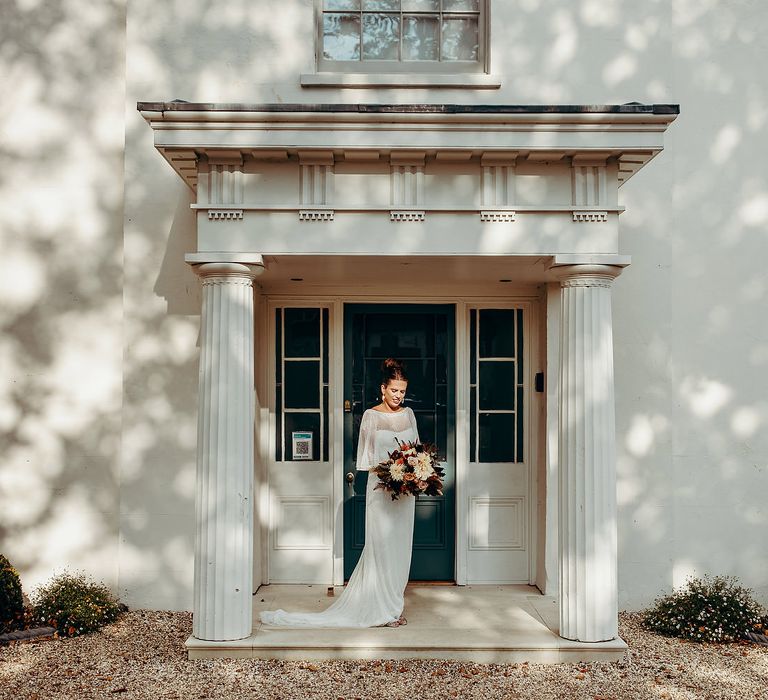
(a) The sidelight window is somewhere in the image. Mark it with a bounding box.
[275,307,330,462]
[469,308,525,463]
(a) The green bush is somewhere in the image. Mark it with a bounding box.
[32,572,125,637]
[0,554,25,633]
[643,574,765,643]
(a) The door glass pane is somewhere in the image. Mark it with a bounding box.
[362,360,383,407]
[275,309,282,382]
[416,411,436,447]
[479,413,515,462]
[351,383,364,459]
[516,308,524,383]
[403,0,438,9]
[516,386,524,462]
[365,313,434,357]
[436,384,447,459]
[363,0,399,9]
[362,13,400,59]
[285,361,320,408]
[352,313,364,383]
[322,308,329,383]
[435,314,447,383]
[403,15,439,60]
[469,386,476,462]
[323,386,330,461]
[479,309,515,357]
[325,0,360,9]
[443,0,479,10]
[285,413,321,461]
[275,385,283,461]
[323,14,361,60]
[479,361,516,410]
[284,308,321,357]
[407,358,436,411]
[441,16,478,60]
[469,308,476,384]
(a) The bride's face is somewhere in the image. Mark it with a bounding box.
[381,379,407,410]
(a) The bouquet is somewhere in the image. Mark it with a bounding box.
[371,440,444,500]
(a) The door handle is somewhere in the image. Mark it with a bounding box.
[345,472,355,483]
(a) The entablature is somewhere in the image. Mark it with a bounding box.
[139,103,677,257]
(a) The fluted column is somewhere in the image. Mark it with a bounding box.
[551,263,624,642]
[190,261,262,641]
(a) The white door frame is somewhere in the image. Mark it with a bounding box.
[260,291,543,588]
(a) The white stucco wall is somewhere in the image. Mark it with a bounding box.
[0,1,126,596]
[3,0,765,612]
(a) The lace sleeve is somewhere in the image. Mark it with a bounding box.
[355,410,377,471]
[408,407,420,444]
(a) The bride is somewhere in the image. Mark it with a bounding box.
[260,358,418,628]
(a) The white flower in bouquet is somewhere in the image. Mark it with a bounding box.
[389,462,405,481]
[413,459,434,481]
[407,456,419,467]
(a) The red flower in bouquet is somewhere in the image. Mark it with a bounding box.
[370,440,445,500]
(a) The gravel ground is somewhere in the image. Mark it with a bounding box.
[0,611,766,700]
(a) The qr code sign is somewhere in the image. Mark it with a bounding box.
[292,432,313,460]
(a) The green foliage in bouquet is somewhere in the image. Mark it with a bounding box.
[0,554,25,633]
[642,574,765,643]
[371,440,445,500]
[32,572,126,637]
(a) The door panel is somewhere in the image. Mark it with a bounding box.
[343,304,455,581]
[466,306,531,583]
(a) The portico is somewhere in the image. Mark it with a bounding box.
[140,102,677,658]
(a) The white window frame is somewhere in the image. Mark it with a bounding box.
[312,0,491,77]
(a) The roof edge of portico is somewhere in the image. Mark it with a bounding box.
[138,101,679,125]
[139,102,679,190]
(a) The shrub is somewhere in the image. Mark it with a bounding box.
[31,572,125,637]
[0,554,25,633]
[643,574,765,643]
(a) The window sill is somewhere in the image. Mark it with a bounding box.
[300,73,501,89]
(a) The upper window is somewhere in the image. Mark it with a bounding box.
[318,0,486,73]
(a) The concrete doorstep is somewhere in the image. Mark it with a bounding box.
[186,584,627,663]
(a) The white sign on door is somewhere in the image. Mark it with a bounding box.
[292,431,313,460]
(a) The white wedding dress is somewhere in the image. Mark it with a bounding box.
[260,406,419,628]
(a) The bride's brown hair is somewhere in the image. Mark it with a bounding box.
[380,358,408,385]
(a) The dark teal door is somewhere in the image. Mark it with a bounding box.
[343,304,455,581]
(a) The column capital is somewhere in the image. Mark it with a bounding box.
[184,252,266,281]
[190,261,264,282]
[549,263,624,288]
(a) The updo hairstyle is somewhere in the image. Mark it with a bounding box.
[380,358,408,386]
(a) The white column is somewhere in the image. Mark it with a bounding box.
[551,263,624,642]
[190,261,262,641]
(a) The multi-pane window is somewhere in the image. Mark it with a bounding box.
[320,1,484,70]
[275,307,330,462]
[469,308,525,463]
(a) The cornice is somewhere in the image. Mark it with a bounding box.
[137,101,679,116]
[140,102,677,195]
